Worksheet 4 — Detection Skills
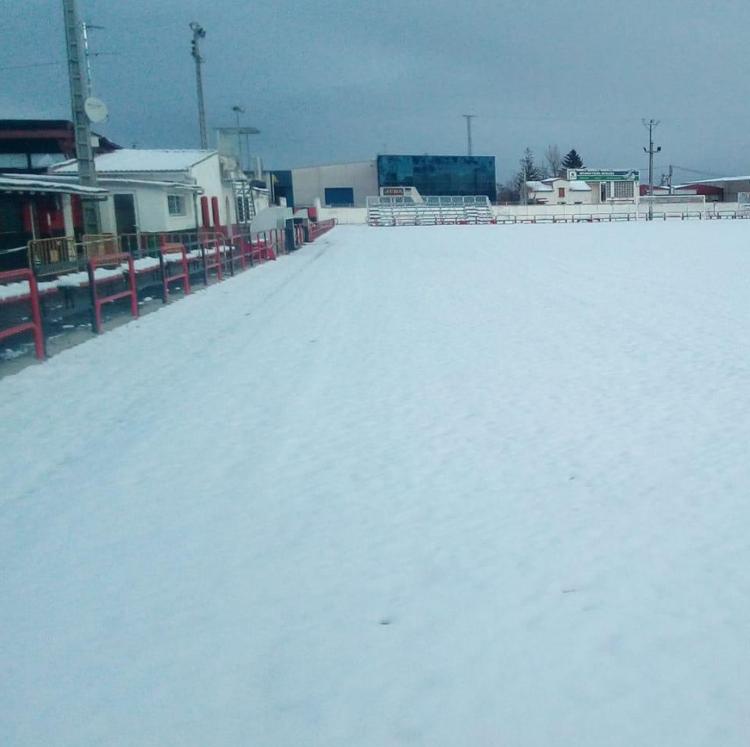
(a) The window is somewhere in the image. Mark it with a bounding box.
[0,154,27,169]
[324,187,354,206]
[236,195,252,223]
[167,194,186,216]
[613,181,634,199]
[558,187,565,198]
[29,153,66,168]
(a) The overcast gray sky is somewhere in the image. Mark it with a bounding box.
[2,0,749,182]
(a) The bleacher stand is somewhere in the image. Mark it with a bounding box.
[367,195,494,226]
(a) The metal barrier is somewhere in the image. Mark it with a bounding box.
[87,253,138,334]
[28,236,78,277]
[159,243,191,302]
[4,222,337,367]
[81,233,119,259]
[201,239,223,285]
[0,268,45,359]
[308,219,336,240]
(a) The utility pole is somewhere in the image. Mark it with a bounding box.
[668,164,673,195]
[462,114,475,156]
[62,0,100,234]
[642,118,661,221]
[190,21,208,149]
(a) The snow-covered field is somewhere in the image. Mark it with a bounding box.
[2,222,750,746]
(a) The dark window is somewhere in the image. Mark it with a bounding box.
[324,187,354,207]
[377,155,496,201]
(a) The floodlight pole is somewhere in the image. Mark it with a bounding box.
[643,118,661,221]
[62,0,100,234]
[190,22,208,149]
[232,105,245,172]
[462,114,475,156]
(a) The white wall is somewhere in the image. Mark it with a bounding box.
[317,207,367,224]
[98,185,199,234]
[291,161,378,208]
[189,154,228,226]
[251,206,294,234]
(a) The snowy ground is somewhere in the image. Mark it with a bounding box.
[2,222,750,746]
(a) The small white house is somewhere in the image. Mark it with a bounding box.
[52,149,265,235]
[526,178,593,205]
[527,169,640,206]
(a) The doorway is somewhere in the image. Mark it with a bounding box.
[113,194,138,235]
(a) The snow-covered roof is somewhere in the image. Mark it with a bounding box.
[526,180,553,192]
[680,175,750,184]
[4,172,200,192]
[569,181,592,191]
[53,149,216,174]
[0,174,108,197]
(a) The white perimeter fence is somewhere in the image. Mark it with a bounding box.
[320,202,749,225]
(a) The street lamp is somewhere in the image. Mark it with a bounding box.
[231,105,245,170]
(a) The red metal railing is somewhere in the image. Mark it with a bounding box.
[0,268,45,360]
[159,243,191,302]
[5,221,338,367]
[201,239,223,285]
[308,219,336,241]
[88,253,138,334]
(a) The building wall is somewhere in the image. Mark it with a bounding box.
[530,179,594,205]
[98,185,198,234]
[189,154,230,226]
[290,161,378,208]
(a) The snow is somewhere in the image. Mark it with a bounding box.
[0,174,109,196]
[53,148,215,174]
[131,256,161,273]
[1,263,156,301]
[526,180,554,192]
[55,266,128,288]
[0,279,56,302]
[2,222,750,746]
[569,180,592,191]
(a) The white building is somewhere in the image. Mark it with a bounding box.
[527,169,640,206]
[274,161,378,209]
[526,178,593,205]
[52,149,267,235]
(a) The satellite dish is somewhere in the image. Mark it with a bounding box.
[84,97,108,123]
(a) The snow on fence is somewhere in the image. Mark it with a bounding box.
[0,268,45,360]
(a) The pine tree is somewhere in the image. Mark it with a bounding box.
[562,149,584,169]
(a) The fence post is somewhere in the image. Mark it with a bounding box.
[87,261,100,333]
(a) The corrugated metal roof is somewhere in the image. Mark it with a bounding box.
[53,149,216,174]
[0,174,108,197]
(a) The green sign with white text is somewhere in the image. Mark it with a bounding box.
[568,169,639,182]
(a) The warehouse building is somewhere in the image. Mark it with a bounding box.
[272,154,497,208]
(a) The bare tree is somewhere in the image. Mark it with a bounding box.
[545,144,562,178]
